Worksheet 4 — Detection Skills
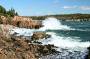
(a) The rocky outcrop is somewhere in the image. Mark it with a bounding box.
[0,16,43,29]
[0,16,13,25]
[12,16,43,29]
[0,36,57,59]
[31,32,51,40]
[0,27,58,59]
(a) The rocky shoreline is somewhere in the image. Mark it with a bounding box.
[0,22,90,59]
[0,5,90,59]
[0,24,90,59]
[0,25,59,59]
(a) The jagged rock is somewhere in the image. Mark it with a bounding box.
[12,16,43,29]
[31,32,51,40]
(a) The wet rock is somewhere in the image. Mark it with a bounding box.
[12,32,19,36]
[31,32,51,40]
[37,44,58,56]
[33,41,42,44]
[87,47,90,59]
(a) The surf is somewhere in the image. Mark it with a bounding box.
[9,17,90,59]
[39,17,71,31]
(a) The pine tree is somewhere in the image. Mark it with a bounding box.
[0,5,6,15]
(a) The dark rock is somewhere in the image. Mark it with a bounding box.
[12,32,19,36]
[33,41,42,44]
[45,34,51,39]
[87,47,90,59]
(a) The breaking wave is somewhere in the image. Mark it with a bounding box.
[39,17,72,31]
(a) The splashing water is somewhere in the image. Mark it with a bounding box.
[41,32,90,49]
[39,32,90,59]
[39,17,71,31]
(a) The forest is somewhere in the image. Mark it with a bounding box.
[0,5,18,17]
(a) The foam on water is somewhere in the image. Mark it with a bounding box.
[10,28,37,36]
[39,17,90,32]
[38,17,90,50]
[41,32,90,50]
[39,32,90,59]
[39,17,72,31]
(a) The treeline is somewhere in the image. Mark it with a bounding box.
[0,5,18,17]
[0,5,18,25]
[29,14,90,21]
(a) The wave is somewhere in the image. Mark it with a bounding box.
[40,32,90,51]
[39,17,72,31]
[10,27,90,50]
[38,17,90,32]
[38,32,90,59]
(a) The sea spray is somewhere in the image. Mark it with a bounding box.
[39,17,71,31]
[41,32,90,49]
[10,28,36,36]
[39,32,89,59]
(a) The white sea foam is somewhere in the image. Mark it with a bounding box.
[10,28,36,36]
[38,17,90,50]
[38,31,89,59]
[39,17,72,31]
[41,32,90,51]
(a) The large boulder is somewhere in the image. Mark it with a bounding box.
[31,32,51,40]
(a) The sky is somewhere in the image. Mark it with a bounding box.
[0,0,90,16]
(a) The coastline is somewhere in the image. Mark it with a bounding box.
[0,15,90,59]
[0,24,59,59]
[0,22,90,59]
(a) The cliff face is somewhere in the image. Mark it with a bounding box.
[12,16,43,29]
[0,16,43,29]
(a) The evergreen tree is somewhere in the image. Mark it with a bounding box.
[15,12,18,16]
[7,8,16,17]
[0,5,6,15]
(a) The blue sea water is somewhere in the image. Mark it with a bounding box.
[48,21,90,42]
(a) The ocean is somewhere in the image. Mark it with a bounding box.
[10,17,90,59]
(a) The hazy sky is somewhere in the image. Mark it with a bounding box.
[0,0,90,16]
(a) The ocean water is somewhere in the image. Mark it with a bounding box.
[10,17,90,59]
